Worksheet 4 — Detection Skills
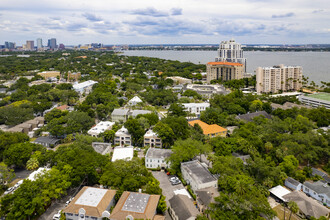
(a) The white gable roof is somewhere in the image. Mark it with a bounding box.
[128,96,142,103]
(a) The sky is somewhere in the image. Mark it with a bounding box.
[0,0,329,45]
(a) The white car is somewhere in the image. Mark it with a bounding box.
[53,210,61,220]
[65,197,74,206]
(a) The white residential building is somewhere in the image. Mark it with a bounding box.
[111,146,134,162]
[145,148,172,169]
[182,103,210,118]
[128,96,143,106]
[285,177,303,191]
[144,129,162,148]
[87,121,115,137]
[181,160,218,192]
[114,126,131,146]
[303,181,330,206]
[215,39,247,72]
[111,109,152,123]
[63,187,116,220]
[72,80,98,94]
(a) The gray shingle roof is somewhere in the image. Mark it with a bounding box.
[283,190,330,219]
[311,168,330,184]
[303,180,330,198]
[286,177,301,187]
[34,136,61,145]
[169,195,199,220]
[196,187,219,206]
[236,111,271,122]
[111,108,129,116]
[145,148,172,159]
[129,110,152,117]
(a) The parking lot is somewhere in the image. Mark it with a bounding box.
[152,171,185,206]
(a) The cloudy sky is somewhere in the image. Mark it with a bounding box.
[0,0,329,45]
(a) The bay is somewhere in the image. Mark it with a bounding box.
[123,50,330,84]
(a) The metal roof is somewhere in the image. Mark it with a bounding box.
[75,188,108,207]
[181,160,217,185]
[121,192,150,213]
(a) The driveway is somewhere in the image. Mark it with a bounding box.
[13,169,33,181]
[152,171,185,206]
[38,188,78,220]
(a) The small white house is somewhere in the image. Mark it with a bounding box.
[114,126,131,147]
[285,177,303,191]
[181,160,217,192]
[145,148,172,169]
[182,103,210,117]
[128,96,143,106]
[303,181,330,206]
[87,121,115,137]
[111,146,134,162]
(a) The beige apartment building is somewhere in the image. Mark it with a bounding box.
[256,64,302,94]
[37,71,61,79]
[206,61,244,83]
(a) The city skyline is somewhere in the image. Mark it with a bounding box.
[0,0,329,45]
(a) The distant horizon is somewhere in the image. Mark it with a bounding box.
[3,42,330,47]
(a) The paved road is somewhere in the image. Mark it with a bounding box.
[13,169,33,181]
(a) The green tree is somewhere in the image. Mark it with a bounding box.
[26,157,39,170]
[124,118,145,146]
[279,155,299,177]
[168,138,200,173]
[153,122,175,148]
[287,201,299,220]
[168,103,187,117]
[0,162,15,185]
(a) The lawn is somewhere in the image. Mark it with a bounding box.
[273,204,301,220]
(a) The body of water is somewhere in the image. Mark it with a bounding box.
[123,50,330,84]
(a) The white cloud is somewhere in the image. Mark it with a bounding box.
[0,0,330,44]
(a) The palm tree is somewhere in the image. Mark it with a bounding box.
[26,157,39,170]
[288,201,299,220]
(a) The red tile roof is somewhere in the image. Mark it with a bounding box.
[188,120,227,135]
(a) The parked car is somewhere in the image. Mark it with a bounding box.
[170,176,180,182]
[65,197,74,206]
[171,179,181,185]
[53,210,61,220]
[169,176,181,185]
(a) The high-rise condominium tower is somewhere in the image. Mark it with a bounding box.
[215,39,247,72]
[256,64,302,94]
[37,38,43,49]
[48,38,57,50]
[26,40,34,50]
